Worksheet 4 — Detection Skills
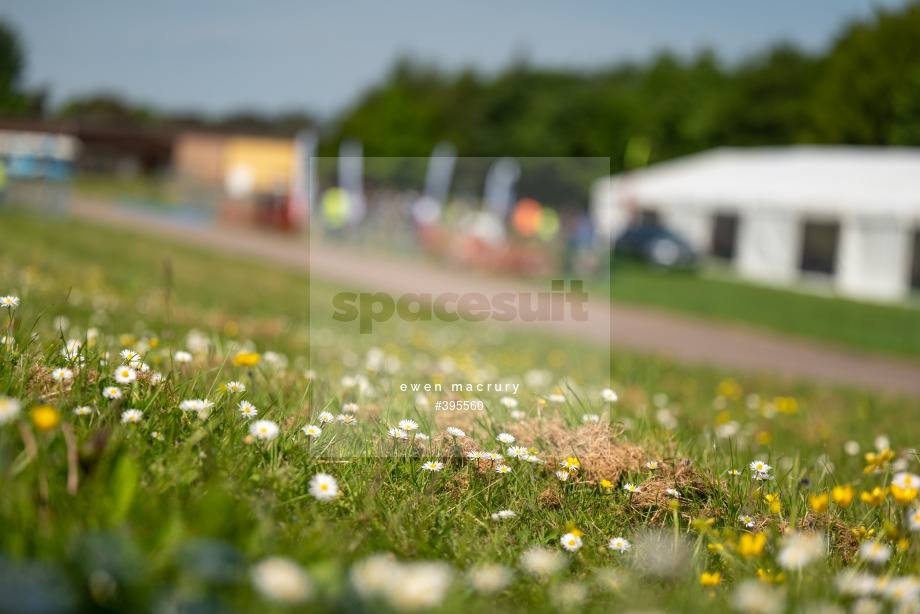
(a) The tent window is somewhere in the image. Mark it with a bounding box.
[711,213,738,259]
[911,229,920,290]
[799,220,839,275]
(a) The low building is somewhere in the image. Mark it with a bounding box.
[592,146,920,302]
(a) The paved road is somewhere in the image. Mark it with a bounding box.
[70,199,920,397]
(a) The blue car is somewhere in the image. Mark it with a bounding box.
[613,223,697,269]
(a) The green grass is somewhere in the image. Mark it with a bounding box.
[73,173,174,204]
[609,263,920,361]
[1,210,920,613]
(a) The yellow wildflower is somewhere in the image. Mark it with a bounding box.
[860,487,889,507]
[763,493,781,514]
[831,485,856,508]
[891,484,919,506]
[30,405,61,433]
[852,526,876,541]
[737,533,767,558]
[233,352,261,367]
[809,493,830,514]
[700,572,721,587]
[864,449,896,474]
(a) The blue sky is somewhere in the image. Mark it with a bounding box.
[1,0,912,118]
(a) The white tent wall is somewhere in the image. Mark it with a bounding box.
[590,178,629,243]
[735,208,802,285]
[660,207,713,254]
[835,216,913,301]
[592,147,920,302]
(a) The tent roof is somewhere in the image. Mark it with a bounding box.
[603,146,920,218]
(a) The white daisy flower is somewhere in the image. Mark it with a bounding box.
[601,388,618,402]
[226,381,246,393]
[560,533,582,552]
[496,432,515,444]
[318,411,334,423]
[510,410,526,421]
[508,446,529,458]
[555,470,570,481]
[777,532,825,570]
[494,464,512,474]
[151,431,165,441]
[500,396,518,408]
[120,349,141,364]
[309,472,339,501]
[728,469,741,476]
[491,510,516,519]
[526,454,545,464]
[238,401,258,418]
[468,564,513,595]
[609,537,631,552]
[0,296,20,308]
[858,540,892,565]
[388,427,408,439]
[179,399,202,412]
[445,426,465,438]
[519,547,566,577]
[750,460,771,473]
[415,433,430,441]
[302,425,322,438]
[422,461,444,472]
[250,556,313,605]
[342,402,359,414]
[623,483,641,494]
[666,488,680,498]
[909,510,920,532]
[582,413,600,423]
[102,386,123,400]
[148,372,163,385]
[52,367,74,381]
[548,394,566,403]
[398,419,418,431]
[250,420,280,440]
[121,409,143,423]
[73,406,92,416]
[113,366,136,384]
[174,350,192,363]
[892,472,920,490]
[486,452,504,461]
[0,396,22,424]
[337,414,357,425]
[646,461,659,470]
[61,342,81,361]
[467,451,484,460]
[739,514,756,528]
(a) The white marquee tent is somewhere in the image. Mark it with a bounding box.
[591,146,920,302]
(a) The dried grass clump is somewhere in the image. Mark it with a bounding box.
[25,364,102,401]
[502,418,649,483]
[539,486,562,509]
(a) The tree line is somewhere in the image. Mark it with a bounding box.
[1,1,919,172]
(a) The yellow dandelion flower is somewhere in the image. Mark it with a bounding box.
[233,352,261,367]
[30,405,61,433]
[831,484,856,508]
[809,493,829,514]
[860,487,889,507]
[864,449,896,474]
[700,572,721,587]
[891,484,919,506]
[737,533,767,558]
